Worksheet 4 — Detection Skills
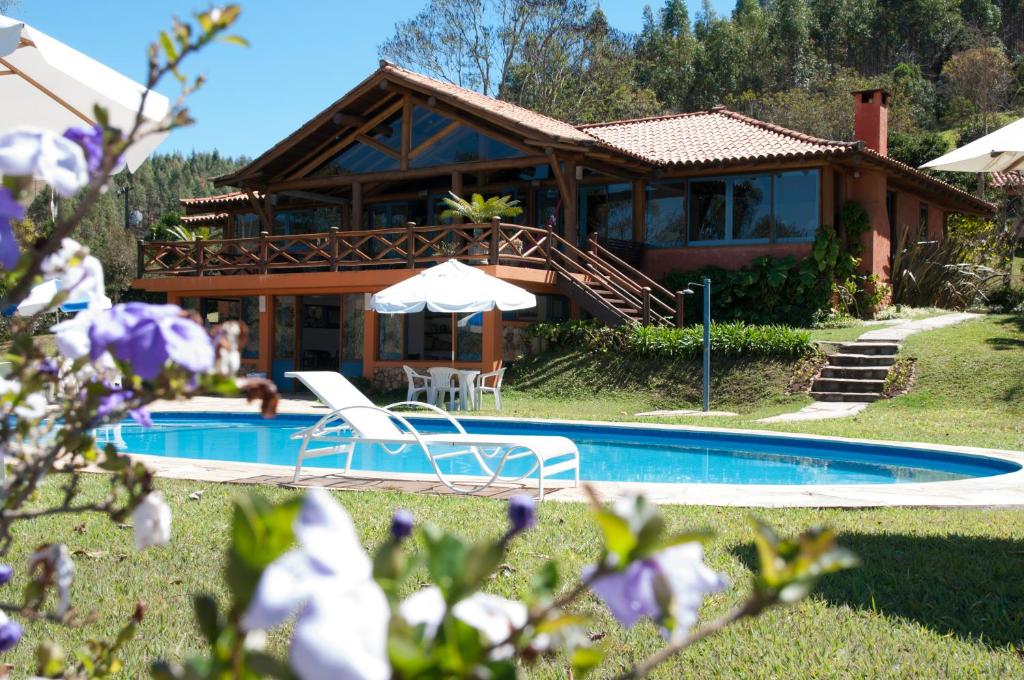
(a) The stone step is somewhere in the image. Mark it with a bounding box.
[829,353,897,367]
[839,341,900,355]
[820,366,891,380]
[809,391,881,403]
[812,377,886,393]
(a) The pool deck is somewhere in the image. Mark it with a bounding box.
[140,396,1024,508]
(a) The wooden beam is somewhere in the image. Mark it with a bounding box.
[280,190,351,207]
[406,92,537,156]
[0,57,94,126]
[268,155,549,193]
[357,134,401,159]
[451,171,463,224]
[286,99,404,179]
[246,190,273,232]
[409,120,459,160]
[401,94,412,171]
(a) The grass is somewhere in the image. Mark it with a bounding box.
[7,476,1024,678]
[484,314,1024,451]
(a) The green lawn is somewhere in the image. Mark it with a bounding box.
[489,314,1024,451]
[7,476,1024,678]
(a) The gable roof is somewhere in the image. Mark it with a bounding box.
[212,63,991,213]
[579,108,856,167]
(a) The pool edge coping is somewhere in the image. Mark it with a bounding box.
[123,410,1024,508]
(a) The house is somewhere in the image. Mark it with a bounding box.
[133,62,991,391]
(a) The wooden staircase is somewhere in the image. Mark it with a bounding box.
[546,234,683,327]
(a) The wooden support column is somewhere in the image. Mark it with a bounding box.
[451,171,463,223]
[258,295,272,375]
[632,179,646,244]
[351,181,363,228]
[362,305,377,380]
[264,193,275,233]
[400,95,412,171]
[481,309,503,372]
[564,159,578,246]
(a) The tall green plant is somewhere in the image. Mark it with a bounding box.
[890,224,999,309]
[440,192,524,223]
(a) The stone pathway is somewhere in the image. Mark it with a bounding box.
[755,312,980,423]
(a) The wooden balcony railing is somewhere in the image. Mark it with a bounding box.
[137,218,553,278]
[137,217,685,327]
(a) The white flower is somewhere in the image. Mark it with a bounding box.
[29,544,75,618]
[0,378,18,395]
[132,491,172,550]
[41,239,107,310]
[242,489,389,680]
[400,586,527,660]
[0,128,88,197]
[13,392,47,421]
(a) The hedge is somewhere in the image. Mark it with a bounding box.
[526,320,812,360]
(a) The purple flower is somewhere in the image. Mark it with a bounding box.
[586,543,727,639]
[130,407,153,429]
[37,358,59,376]
[0,565,12,586]
[507,495,536,534]
[0,187,24,270]
[63,126,104,175]
[0,617,21,653]
[88,303,214,380]
[390,509,414,540]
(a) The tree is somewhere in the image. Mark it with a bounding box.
[635,0,698,110]
[942,46,1013,134]
[378,0,589,98]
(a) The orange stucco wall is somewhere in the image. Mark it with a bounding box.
[642,243,814,280]
[847,168,891,280]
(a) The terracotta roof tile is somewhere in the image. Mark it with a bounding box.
[382,63,594,145]
[181,212,229,224]
[578,108,855,166]
[180,191,259,208]
[990,171,1023,188]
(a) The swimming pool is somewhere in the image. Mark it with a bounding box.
[98,412,1019,486]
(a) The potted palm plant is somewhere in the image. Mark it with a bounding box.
[439,192,523,263]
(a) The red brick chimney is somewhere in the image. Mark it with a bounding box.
[851,88,890,156]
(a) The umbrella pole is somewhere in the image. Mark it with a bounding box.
[450,312,456,366]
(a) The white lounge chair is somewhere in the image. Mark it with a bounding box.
[285,371,579,500]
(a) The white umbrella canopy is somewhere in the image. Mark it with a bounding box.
[370,259,536,314]
[0,15,170,172]
[4,278,111,317]
[920,116,1024,173]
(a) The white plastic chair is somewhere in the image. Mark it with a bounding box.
[475,367,506,411]
[428,367,460,410]
[403,365,432,403]
[286,371,579,500]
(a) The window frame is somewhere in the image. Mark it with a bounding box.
[685,168,821,247]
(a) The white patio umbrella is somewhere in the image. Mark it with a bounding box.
[4,278,111,317]
[920,116,1024,173]
[369,259,536,363]
[0,15,170,172]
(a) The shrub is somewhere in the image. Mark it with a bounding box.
[527,320,812,359]
[984,285,1024,312]
[661,203,873,325]
[890,226,1002,309]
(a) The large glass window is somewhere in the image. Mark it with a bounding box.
[689,169,820,244]
[341,293,364,361]
[580,183,632,244]
[274,297,295,360]
[689,179,727,242]
[313,113,402,177]
[274,207,341,234]
[645,182,685,248]
[410,125,524,168]
[732,174,772,241]
[235,213,261,238]
[411,106,452,148]
[534,187,561,234]
[773,170,820,241]
[378,314,403,361]
[241,297,260,359]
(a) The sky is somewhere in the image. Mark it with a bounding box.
[11,0,730,158]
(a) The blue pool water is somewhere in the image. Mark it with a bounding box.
[97,412,1019,486]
